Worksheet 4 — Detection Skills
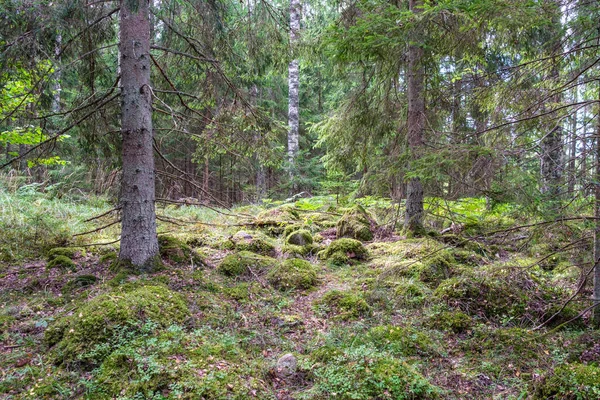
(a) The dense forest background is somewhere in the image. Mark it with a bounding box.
[3,0,600,399]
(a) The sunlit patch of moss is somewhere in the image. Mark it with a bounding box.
[392,278,433,307]
[367,325,443,356]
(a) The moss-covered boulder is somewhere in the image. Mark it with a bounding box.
[45,285,189,365]
[46,255,77,271]
[158,235,204,266]
[322,238,368,265]
[230,230,276,256]
[218,251,277,277]
[286,229,313,246]
[267,258,318,290]
[336,204,374,241]
[315,290,370,320]
[534,363,600,399]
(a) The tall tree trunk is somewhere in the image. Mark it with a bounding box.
[540,6,563,206]
[593,85,600,327]
[287,0,300,190]
[404,0,425,234]
[568,92,577,196]
[118,0,159,271]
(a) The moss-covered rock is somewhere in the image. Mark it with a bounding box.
[47,247,86,261]
[45,285,189,365]
[230,230,276,256]
[286,229,313,246]
[315,290,370,320]
[46,255,77,271]
[267,258,318,290]
[534,363,600,399]
[158,235,204,266]
[336,204,374,241]
[217,251,277,277]
[322,238,368,266]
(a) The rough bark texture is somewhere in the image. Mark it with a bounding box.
[404,0,425,234]
[118,0,160,271]
[594,87,600,327]
[287,0,301,184]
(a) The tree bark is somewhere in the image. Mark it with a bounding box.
[118,0,159,271]
[593,84,600,327]
[287,0,300,188]
[404,0,425,234]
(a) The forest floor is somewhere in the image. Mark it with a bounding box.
[1,189,600,399]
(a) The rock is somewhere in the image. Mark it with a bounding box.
[336,204,374,241]
[276,353,297,377]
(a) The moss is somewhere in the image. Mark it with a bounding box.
[217,251,277,277]
[378,254,455,287]
[110,254,164,274]
[307,346,440,399]
[99,251,117,265]
[534,363,600,399]
[46,255,77,272]
[231,230,276,256]
[286,229,313,246]
[283,223,305,238]
[47,247,86,261]
[45,285,189,365]
[255,205,300,234]
[367,325,440,356]
[158,235,204,266]
[267,258,318,290]
[316,290,371,320]
[426,310,472,333]
[336,204,374,241]
[61,274,97,294]
[322,238,368,266]
[393,278,432,307]
[432,265,579,325]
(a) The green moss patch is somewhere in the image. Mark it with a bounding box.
[217,251,277,277]
[230,230,276,256]
[267,258,318,290]
[46,255,77,271]
[286,229,313,246]
[534,363,600,399]
[336,204,374,241]
[367,325,442,356]
[47,247,86,260]
[255,205,300,234]
[45,285,189,365]
[158,235,204,266]
[305,346,439,399]
[426,310,473,333]
[322,238,368,266]
[315,290,371,320]
[61,274,97,294]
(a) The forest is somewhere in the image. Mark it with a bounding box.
[2,0,600,398]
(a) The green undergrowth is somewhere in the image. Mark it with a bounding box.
[1,192,596,399]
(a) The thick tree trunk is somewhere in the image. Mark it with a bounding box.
[404,0,425,234]
[118,0,159,271]
[287,0,300,188]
